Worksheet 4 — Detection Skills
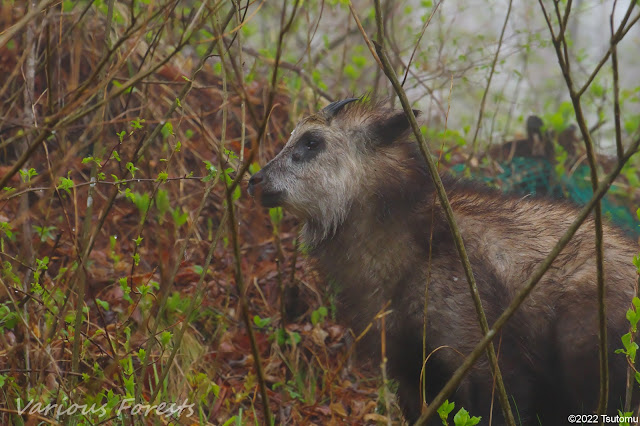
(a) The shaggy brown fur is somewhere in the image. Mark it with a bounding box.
[248,99,637,424]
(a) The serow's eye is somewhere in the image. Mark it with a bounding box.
[292,132,324,162]
[306,139,319,150]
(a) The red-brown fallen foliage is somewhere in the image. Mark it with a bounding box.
[0,4,401,425]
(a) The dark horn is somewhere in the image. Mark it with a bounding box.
[321,97,360,119]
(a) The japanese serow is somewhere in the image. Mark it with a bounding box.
[247,99,637,424]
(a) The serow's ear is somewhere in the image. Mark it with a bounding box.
[370,109,421,146]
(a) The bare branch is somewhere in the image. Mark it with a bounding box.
[371,1,515,424]
[610,0,624,160]
[416,137,640,424]
[469,0,513,158]
[347,0,383,70]
[0,0,57,49]
[538,0,617,414]
[401,1,441,87]
[577,1,638,98]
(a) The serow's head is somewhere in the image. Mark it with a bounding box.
[248,98,419,239]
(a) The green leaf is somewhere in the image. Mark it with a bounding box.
[621,332,639,363]
[626,297,640,331]
[96,299,110,311]
[193,265,204,276]
[0,303,18,330]
[161,122,174,138]
[344,64,358,80]
[275,328,286,346]
[208,381,220,399]
[171,208,188,227]
[33,225,57,242]
[312,69,327,90]
[438,400,455,424]
[253,315,271,328]
[57,176,74,195]
[289,331,301,345]
[126,162,139,178]
[311,306,328,326]
[166,292,189,314]
[618,410,635,426]
[224,148,239,161]
[131,192,150,215]
[222,416,238,426]
[160,331,172,346]
[453,407,481,426]
[590,82,604,98]
[130,118,145,130]
[0,222,14,239]
[249,163,261,175]
[155,189,170,217]
[62,0,75,12]
[203,161,218,182]
[624,116,640,135]
[19,168,38,183]
[352,55,367,68]
[269,207,283,228]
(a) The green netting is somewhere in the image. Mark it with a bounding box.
[451,157,639,236]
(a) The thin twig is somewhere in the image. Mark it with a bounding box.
[147,184,226,406]
[576,1,638,98]
[0,0,58,49]
[469,0,513,159]
[380,313,392,426]
[20,0,39,392]
[371,2,515,424]
[1,176,203,201]
[610,0,623,160]
[401,1,441,87]
[225,0,300,195]
[132,6,235,405]
[224,159,273,424]
[347,0,382,70]
[0,2,230,191]
[537,0,614,416]
[73,0,115,388]
[223,38,333,102]
[422,74,453,410]
[416,137,640,424]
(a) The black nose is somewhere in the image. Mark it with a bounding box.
[248,172,264,197]
[248,173,263,187]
